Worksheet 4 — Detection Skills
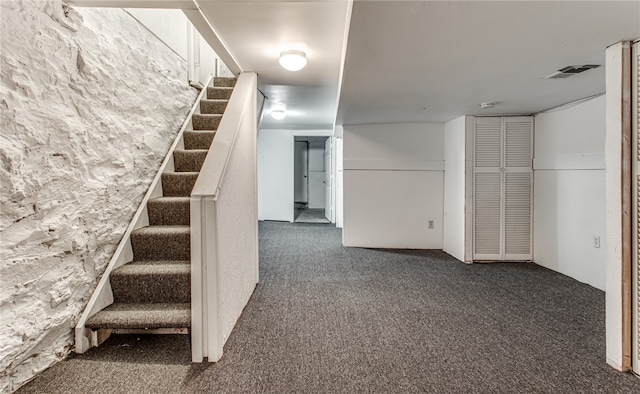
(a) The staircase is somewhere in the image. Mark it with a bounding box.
[85,77,236,334]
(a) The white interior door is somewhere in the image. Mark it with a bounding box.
[324,137,332,220]
[294,141,308,205]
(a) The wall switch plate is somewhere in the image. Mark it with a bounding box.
[593,236,600,248]
[428,220,434,229]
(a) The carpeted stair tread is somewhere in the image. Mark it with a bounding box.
[173,149,208,172]
[161,172,199,197]
[85,303,191,329]
[214,77,236,87]
[130,225,190,261]
[192,114,222,130]
[147,197,190,226]
[184,130,216,150]
[200,99,228,115]
[111,261,190,304]
[207,87,233,100]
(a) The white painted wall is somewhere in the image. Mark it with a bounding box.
[125,8,188,59]
[0,2,196,391]
[533,95,607,291]
[257,129,332,222]
[125,8,224,84]
[343,123,444,248]
[257,130,294,221]
[443,116,467,261]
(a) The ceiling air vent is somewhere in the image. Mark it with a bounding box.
[544,64,600,79]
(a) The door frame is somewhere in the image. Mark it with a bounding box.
[290,131,335,223]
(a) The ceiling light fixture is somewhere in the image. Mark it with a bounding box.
[279,50,307,71]
[480,102,496,109]
[271,103,286,120]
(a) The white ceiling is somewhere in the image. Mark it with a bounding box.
[194,0,640,128]
[337,0,640,125]
[194,0,350,129]
[72,1,640,129]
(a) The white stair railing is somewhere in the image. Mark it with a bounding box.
[190,72,259,362]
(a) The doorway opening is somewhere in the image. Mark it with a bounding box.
[294,136,331,223]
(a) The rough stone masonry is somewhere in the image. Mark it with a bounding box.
[0,1,197,391]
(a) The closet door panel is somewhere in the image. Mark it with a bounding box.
[504,172,532,258]
[474,117,502,168]
[505,117,533,169]
[474,172,502,259]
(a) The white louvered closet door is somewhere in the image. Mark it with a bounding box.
[473,116,533,261]
[632,40,639,375]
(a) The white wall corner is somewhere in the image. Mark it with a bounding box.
[443,115,467,262]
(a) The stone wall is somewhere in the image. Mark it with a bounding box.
[0,1,197,391]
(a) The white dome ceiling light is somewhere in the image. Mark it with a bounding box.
[279,50,307,71]
[271,102,287,120]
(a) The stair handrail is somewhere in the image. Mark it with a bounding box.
[74,75,212,353]
[256,88,267,130]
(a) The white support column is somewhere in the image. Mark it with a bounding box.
[605,41,632,372]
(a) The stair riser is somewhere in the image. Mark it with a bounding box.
[214,77,236,87]
[174,150,208,172]
[184,131,215,150]
[111,272,190,303]
[148,200,190,226]
[192,114,221,131]
[207,87,233,100]
[161,173,198,197]
[131,232,190,260]
[201,100,228,114]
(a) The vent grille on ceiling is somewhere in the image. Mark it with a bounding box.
[544,64,600,79]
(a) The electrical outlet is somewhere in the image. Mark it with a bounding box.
[593,236,600,248]
[428,220,434,229]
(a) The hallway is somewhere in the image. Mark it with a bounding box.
[18,222,640,393]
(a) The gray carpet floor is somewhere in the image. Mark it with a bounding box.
[17,222,640,393]
[294,208,330,223]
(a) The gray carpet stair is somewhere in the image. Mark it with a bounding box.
[173,149,208,172]
[148,197,190,226]
[184,131,216,150]
[85,77,235,333]
[214,76,236,87]
[110,261,191,303]
[200,99,227,114]
[130,226,191,260]
[85,303,191,329]
[192,114,222,130]
[161,172,199,197]
[207,86,233,100]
